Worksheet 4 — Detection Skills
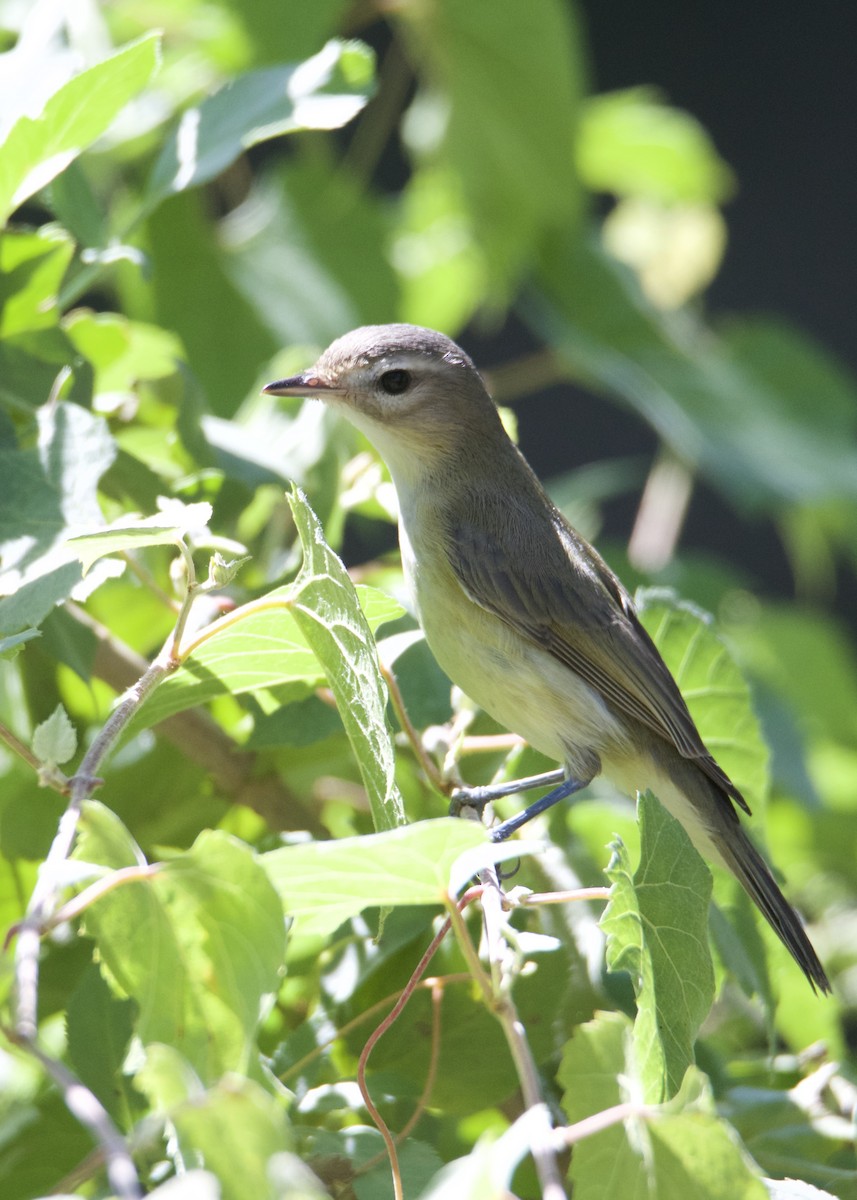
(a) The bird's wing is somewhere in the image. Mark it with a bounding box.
[447,503,749,813]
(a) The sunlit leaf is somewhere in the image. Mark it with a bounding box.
[130,576,401,733]
[147,39,375,204]
[602,793,715,1102]
[66,964,136,1120]
[32,703,76,766]
[63,311,185,401]
[577,87,735,204]
[0,35,161,223]
[75,806,286,1082]
[560,1016,768,1199]
[392,164,486,332]
[67,502,212,575]
[68,526,180,575]
[0,227,75,336]
[0,402,117,636]
[399,0,583,288]
[261,818,488,939]
[288,486,405,831]
[223,159,397,347]
[135,1054,295,1200]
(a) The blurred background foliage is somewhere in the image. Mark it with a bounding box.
[1,0,856,1197]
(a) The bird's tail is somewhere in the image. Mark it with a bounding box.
[709,816,830,994]
[657,751,830,993]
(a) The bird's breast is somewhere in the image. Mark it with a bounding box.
[399,515,632,774]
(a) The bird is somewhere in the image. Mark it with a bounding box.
[264,323,830,993]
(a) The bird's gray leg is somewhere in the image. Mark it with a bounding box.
[450,766,592,840]
[449,767,567,813]
[489,776,589,842]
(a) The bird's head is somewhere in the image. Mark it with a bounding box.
[263,324,501,471]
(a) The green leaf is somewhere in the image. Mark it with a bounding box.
[46,158,109,251]
[0,34,161,224]
[0,1091,92,1200]
[132,585,320,729]
[730,605,857,749]
[67,502,212,575]
[0,402,117,637]
[577,87,735,204]
[0,227,75,336]
[63,311,185,402]
[75,807,287,1082]
[529,236,857,507]
[32,703,77,766]
[0,325,91,413]
[135,1053,296,1200]
[1,628,40,659]
[131,579,400,732]
[261,818,488,939]
[724,1084,853,1197]
[602,792,715,1102]
[66,963,136,1120]
[147,39,375,205]
[560,1014,768,1199]
[393,164,487,332]
[719,316,857,437]
[146,188,279,416]
[637,589,769,807]
[645,1093,769,1200]
[223,159,398,347]
[67,527,178,576]
[287,486,405,832]
[223,0,351,64]
[399,0,583,288]
[559,1010,629,1118]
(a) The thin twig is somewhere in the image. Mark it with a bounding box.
[459,732,526,756]
[358,977,447,1175]
[550,1102,656,1150]
[168,539,200,660]
[381,662,447,791]
[515,887,611,907]
[13,647,175,1041]
[449,875,568,1199]
[278,972,472,1087]
[8,541,211,1197]
[66,602,320,833]
[42,863,163,933]
[357,918,450,1200]
[395,979,444,1143]
[4,1028,142,1199]
[357,889,484,1200]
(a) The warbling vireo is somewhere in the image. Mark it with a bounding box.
[265,324,829,993]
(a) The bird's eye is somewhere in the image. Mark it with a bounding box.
[379,369,411,395]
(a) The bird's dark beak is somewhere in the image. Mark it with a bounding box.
[262,371,342,398]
